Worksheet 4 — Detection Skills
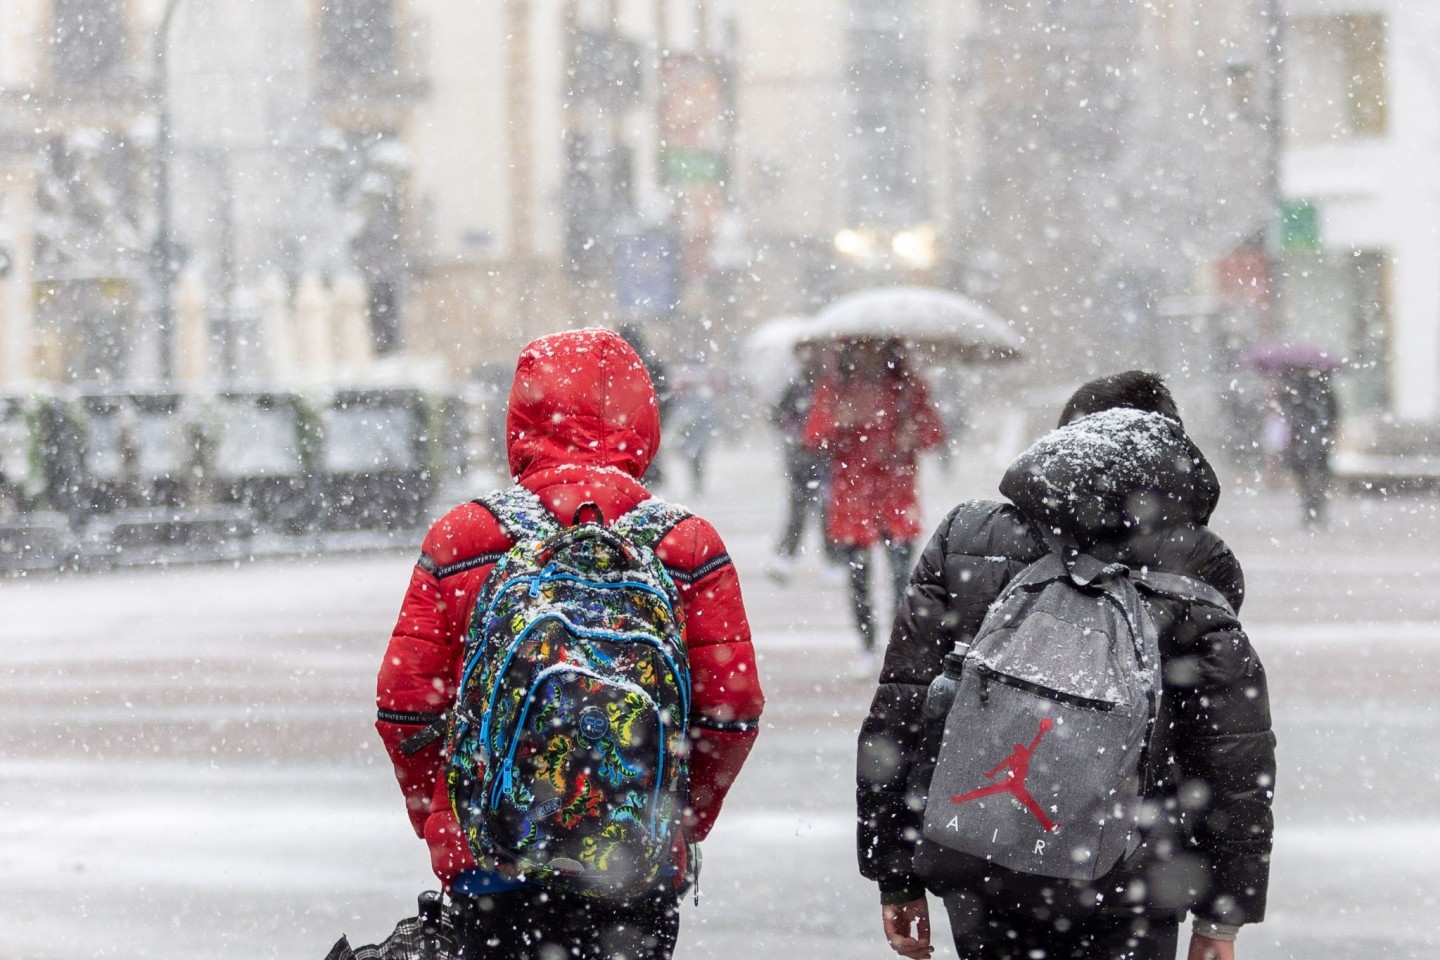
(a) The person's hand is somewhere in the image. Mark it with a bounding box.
[882,898,934,959]
[1188,933,1236,960]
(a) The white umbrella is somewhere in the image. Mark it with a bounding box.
[739,314,815,406]
[799,286,1024,363]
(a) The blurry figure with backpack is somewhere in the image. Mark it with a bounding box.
[804,339,945,654]
[1277,367,1339,528]
[857,372,1275,960]
[766,344,836,582]
[375,328,765,959]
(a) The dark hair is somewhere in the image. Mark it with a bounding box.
[837,338,908,383]
[1058,370,1181,427]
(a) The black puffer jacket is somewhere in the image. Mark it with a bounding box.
[856,409,1275,927]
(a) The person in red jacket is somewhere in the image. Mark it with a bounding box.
[376,328,765,959]
[804,339,945,654]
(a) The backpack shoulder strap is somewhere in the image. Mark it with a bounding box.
[610,498,693,552]
[473,484,561,543]
[1132,569,1236,616]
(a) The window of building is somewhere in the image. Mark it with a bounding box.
[319,0,396,89]
[368,279,401,356]
[1285,14,1387,144]
[51,0,126,91]
[844,0,928,227]
[0,0,17,87]
[1281,248,1390,413]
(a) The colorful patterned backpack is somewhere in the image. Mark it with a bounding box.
[445,485,692,897]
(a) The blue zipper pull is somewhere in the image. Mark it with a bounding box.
[530,562,559,597]
[493,759,514,804]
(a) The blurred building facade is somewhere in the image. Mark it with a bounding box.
[0,0,1433,430]
[404,1,1280,380]
[1279,0,1436,422]
[0,0,428,389]
[404,0,748,374]
[950,0,1275,378]
[405,0,984,370]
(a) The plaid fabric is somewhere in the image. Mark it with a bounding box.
[324,896,457,960]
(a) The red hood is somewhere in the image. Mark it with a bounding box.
[506,328,661,481]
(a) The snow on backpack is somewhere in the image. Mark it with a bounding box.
[920,548,1234,882]
[444,485,692,897]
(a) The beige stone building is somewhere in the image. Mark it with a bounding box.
[0,0,429,388]
[403,0,978,373]
[403,1,1275,383]
[0,1,1287,400]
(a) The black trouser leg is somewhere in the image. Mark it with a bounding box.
[1076,914,1180,960]
[454,886,680,960]
[1297,465,1329,525]
[943,892,1179,960]
[883,538,915,626]
[842,545,876,650]
[778,470,809,557]
[809,464,831,554]
[689,453,705,495]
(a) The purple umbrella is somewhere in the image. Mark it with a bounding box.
[1243,341,1346,374]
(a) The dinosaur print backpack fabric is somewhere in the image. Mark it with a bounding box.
[445,486,692,898]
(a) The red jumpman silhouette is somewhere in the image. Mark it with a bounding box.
[951,717,1059,833]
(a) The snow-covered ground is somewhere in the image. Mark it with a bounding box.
[2,437,1437,959]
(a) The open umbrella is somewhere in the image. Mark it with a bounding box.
[1243,340,1346,375]
[798,286,1024,363]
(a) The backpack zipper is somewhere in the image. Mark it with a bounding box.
[971,662,1119,712]
[473,613,691,752]
[481,571,677,629]
[491,664,677,836]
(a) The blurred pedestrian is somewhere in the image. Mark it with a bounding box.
[767,345,834,582]
[1278,367,1338,527]
[619,322,672,489]
[931,366,970,476]
[803,339,945,654]
[858,371,1274,960]
[376,328,764,959]
[669,363,720,496]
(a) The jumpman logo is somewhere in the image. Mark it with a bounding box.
[950,717,1060,833]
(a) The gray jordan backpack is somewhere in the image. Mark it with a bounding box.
[921,549,1233,882]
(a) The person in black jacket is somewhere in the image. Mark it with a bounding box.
[1277,367,1339,527]
[857,371,1275,960]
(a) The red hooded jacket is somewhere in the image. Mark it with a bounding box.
[803,368,945,546]
[376,328,764,887]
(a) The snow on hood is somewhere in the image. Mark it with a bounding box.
[999,408,1220,542]
[506,328,661,481]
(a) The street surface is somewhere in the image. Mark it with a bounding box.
[2,434,1438,959]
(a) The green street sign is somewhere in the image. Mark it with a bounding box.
[661,148,726,184]
[1279,200,1321,254]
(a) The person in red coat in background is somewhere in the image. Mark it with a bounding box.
[376,328,765,959]
[804,339,945,654]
